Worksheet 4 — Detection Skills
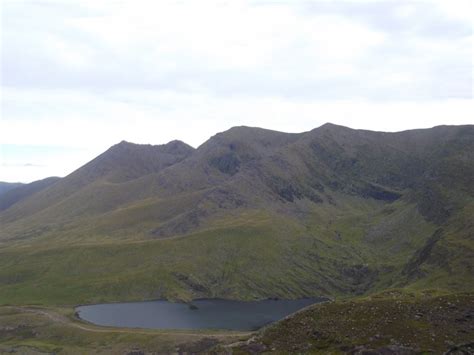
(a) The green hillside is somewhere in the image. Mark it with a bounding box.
[231,290,474,354]
[0,124,473,306]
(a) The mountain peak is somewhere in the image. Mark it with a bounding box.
[200,126,301,156]
[116,140,135,146]
[61,139,195,185]
[163,139,194,150]
[318,122,349,131]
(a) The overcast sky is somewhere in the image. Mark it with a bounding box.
[1,0,473,182]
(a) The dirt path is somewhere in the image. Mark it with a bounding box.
[7,306,252,338]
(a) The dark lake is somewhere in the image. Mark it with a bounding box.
[76,297,327,331]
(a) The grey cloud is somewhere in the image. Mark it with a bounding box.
[1,1,472,101]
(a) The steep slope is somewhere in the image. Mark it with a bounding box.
[0,177,60,212]
[0,124,472,305]
[0,140,195,226]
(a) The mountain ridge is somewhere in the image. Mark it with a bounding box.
[0,123,472,305]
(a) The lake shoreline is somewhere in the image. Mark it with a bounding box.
[75,297,330,331]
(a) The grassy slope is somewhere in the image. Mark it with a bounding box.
[1,194,464,306]
[0,125,473,353]
[0,125,472,304]
[232,290,474,354]
[0,306,244,354]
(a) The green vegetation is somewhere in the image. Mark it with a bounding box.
[0,306,244,354]
[2,198,465,306]
[0,124,473,352]
[232,290,474,354]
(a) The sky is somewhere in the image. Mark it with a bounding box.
[0,0,473,183]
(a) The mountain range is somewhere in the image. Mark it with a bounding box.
[0,123,473,305]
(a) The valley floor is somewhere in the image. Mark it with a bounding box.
[0,305,248,354]
[1,290,473,354]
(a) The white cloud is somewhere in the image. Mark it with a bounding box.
[1,0,473,182]
[2,87,472,146]
[1,85,473,182]
[432,0,473,23]
[3,0,471,98]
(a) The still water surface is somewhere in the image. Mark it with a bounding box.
[76,297,327,331]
